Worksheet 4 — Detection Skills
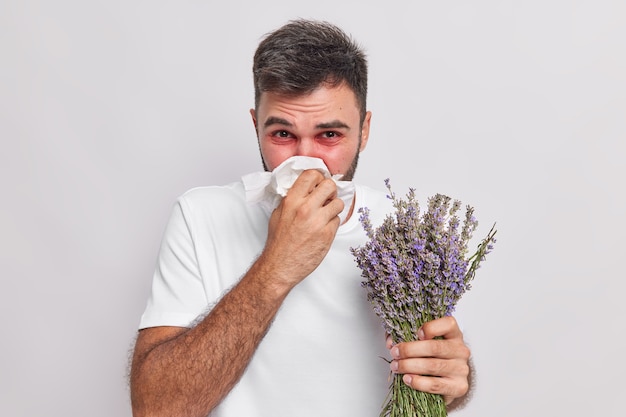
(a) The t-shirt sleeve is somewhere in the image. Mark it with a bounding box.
[138,197,209,329]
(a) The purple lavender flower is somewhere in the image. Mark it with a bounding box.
[351,180,497,417]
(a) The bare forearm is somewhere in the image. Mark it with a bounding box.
[131,260,291,417]
[131,173,342,416]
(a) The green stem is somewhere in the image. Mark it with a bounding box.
[381,374,447,417]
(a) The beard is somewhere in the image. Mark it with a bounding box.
[340,145,360,181]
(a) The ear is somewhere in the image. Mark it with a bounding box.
[359,111,372,152]
[250,109,258,135]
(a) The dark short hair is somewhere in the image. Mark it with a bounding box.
[253,19,368,123]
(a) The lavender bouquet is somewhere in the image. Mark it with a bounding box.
[351,180,496,417]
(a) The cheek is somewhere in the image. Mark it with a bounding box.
[259,142,294,171]
[322,152,355,175]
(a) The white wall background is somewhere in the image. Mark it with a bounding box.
[1,1,624,416]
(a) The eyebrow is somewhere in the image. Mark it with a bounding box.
[263,117,292,128]
[263,117,351,130]
[316,120,350,130]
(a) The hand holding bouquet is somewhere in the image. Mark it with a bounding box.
[351,180,496,417]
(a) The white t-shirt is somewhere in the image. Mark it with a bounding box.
[140,180,395,417]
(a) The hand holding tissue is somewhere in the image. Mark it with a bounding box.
[242,156,356,223]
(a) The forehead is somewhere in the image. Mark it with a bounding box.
[257,83,360,119]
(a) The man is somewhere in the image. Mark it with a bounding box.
[130,19,471,417]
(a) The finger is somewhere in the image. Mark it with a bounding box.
[391,355,463,377]
[287,171,341,209]
[401,373,469,405]
[419,316,463,341]
[390,338,471,361]
[319,193,344,220]
[385,334,393,349]
[291,175,343,221]
[287,169,326,198]
[391,354,469,378]
[308,178,339,206]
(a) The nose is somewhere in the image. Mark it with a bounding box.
[295,138,317,158]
